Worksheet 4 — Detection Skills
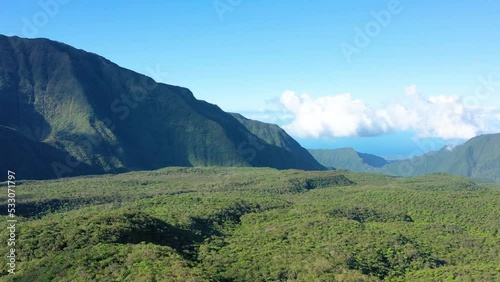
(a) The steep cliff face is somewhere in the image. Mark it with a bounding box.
[0,35,324,179]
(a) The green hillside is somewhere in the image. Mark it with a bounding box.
[382,133,500,183]
[0,167,498,281]
[0,125,98,179]
[231,113,324,170]
[309,134,500,183]
[308,148,389,171]
[0,35,324,180]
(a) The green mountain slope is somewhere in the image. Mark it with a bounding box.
[0,35,324,179]
[231,113,324,170]
[382,133,500,182]
[308,148,389,170]
[0,125,97,179]
[309,134,500,183]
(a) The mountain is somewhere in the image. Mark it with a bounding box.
[382,133,500,183]
[309,134,500,183]
[231,113,324,170]
[0,35,324,180]
[308,148,389,171]
[0,125,97,179]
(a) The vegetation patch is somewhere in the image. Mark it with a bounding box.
[346,235,446,280]
[399,173,480,191]
[288,174,354,191]
[330,207,414,223]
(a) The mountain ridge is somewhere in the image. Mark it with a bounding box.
[309,133,500,183]
[0,35,325,179]
[308,148,389,171]
[381,133,500,182]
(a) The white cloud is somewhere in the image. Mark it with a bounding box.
[279,85,500,140]
[241,110,295,125]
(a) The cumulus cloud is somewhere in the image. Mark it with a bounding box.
[279,85,500,140]
[242,110,295,125]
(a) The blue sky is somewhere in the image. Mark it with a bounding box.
[2,0,500,158]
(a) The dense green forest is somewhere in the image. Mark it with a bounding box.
[1,167,498,281]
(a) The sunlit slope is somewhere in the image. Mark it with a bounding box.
[0,35,324,179]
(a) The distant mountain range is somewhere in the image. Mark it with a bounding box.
[0,35,324,179]
[309,133,500,183]
[308,148,389,171]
